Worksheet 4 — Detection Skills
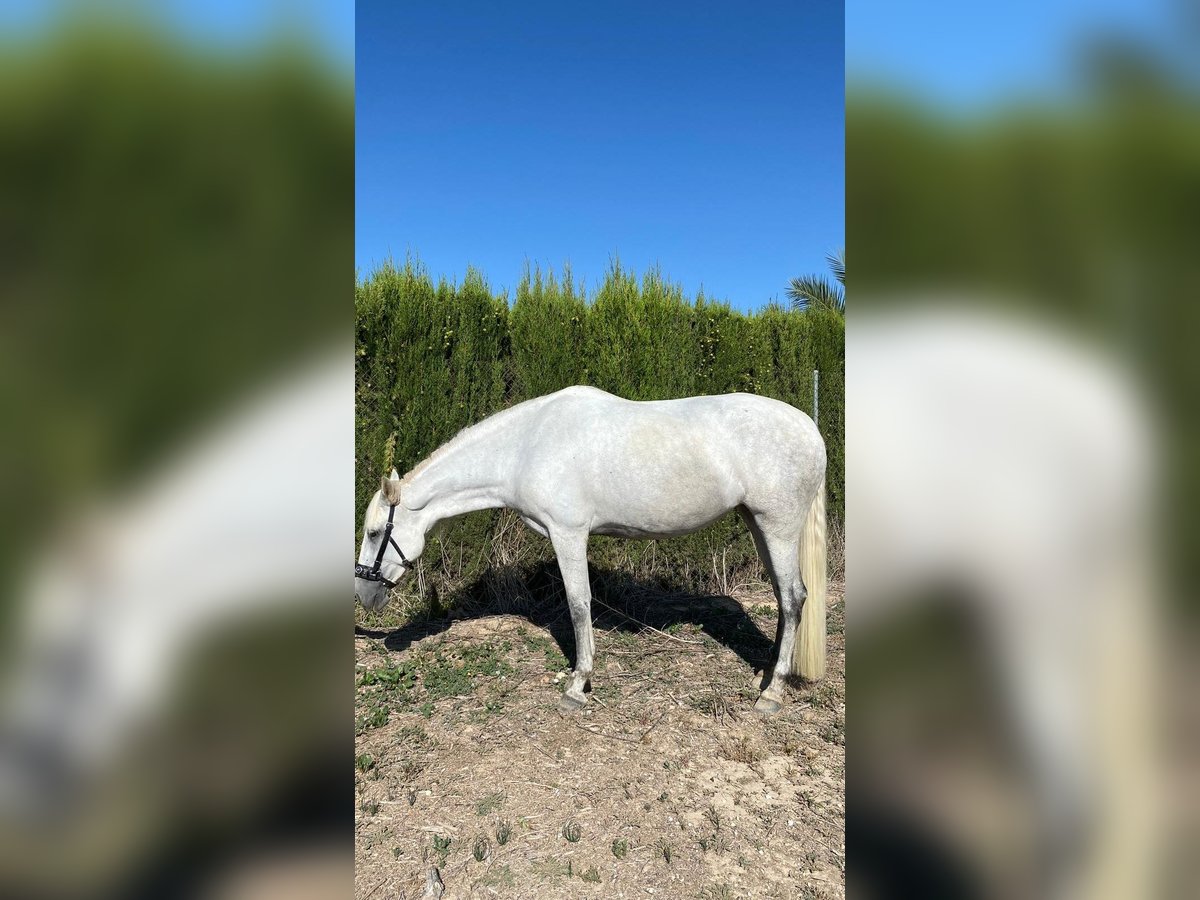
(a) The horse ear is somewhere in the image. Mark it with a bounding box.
[380,472,402,505]
[389,467,400,482]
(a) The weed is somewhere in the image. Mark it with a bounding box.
[358,662,417,692]
[397,724,430,747]
[474,865,514,889]
[422,658,472,701]
[475,792,505,816]
[522,631,569,671]
[397,757,426,781]
[809,681,840,710]
[579,866,601,883]
[432,834,452,853]
[702,886,736,900]
[721,736,760,765]
[611,838,629,859]
[531,857,571,878]
[472,835,490,862]
[355,753,374,773]
[359,800,379,817]
[355,704,389,734]
[821,716,845,745]
[656,838,673,864]
[458,642,515,677]
[704,805,722,830]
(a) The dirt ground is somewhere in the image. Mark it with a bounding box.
[354,584,845,899]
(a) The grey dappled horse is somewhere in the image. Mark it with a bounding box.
[356,386,827,714]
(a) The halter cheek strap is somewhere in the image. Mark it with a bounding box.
[354,503,410,588]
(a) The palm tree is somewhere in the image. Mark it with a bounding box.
[788,249,844,313]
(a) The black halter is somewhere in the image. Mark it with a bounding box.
[355,502,410,588]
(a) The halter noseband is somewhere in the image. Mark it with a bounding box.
[355,502,410,588]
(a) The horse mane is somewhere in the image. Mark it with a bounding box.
[397,398,544,489]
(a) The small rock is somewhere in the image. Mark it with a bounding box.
[423,866,444,898]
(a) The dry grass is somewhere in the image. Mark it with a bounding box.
[354,578,846,899]
[356,508,850,635]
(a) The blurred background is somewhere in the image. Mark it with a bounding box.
[0,1,351,897]
[848,1,1196,898]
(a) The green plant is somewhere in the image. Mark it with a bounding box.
[562,820,582,843]
[788,249,845,314]
[495,820,512,845]
[475,792,505,816]
[611,838,629,859]
[355,705,389,734]
[472,836,490,862]
[355,753,374,772]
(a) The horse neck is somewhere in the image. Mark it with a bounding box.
[403,424,515,527]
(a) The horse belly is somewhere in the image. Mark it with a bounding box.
[585,444,740,538]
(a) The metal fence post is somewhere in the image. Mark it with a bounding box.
[813,369,819,428]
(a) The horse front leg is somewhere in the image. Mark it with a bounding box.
[549,528,595,713]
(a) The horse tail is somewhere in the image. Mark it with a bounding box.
[793,479,827,681]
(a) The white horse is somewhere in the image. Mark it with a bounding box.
[0,352,351,892]
[848,309,1154,900]
[355,386,828,714]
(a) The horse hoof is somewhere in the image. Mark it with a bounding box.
[557,693,587,714]
[753,696,782,716]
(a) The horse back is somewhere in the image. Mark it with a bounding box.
[514,389,823,535]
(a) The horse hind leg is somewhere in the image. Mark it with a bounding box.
[752,528,806,716]
[738,508,785,675]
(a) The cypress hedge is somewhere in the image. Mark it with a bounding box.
[356,259,843,607]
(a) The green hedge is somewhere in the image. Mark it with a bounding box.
[356,259,843,601]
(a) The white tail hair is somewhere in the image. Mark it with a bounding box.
[794,480,827,680]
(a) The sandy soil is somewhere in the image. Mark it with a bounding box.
[354,585,845,899]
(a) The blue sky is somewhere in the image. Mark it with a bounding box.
[0,1,354,69]
[356,1,844,311]
[848,0,1177,107]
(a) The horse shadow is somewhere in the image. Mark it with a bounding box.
[354,560,781,682]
